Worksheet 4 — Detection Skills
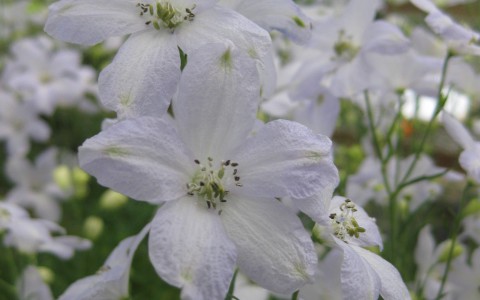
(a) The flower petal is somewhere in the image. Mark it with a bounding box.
[78,117,193,203]
[173,42,260,160]
[149,197,237,300]
[221,0,312,44]
[44,0,145,45]
[442,112,475,149]
[335,240,381,300]
[221,195,317,294]
[99,31,181,119]
[232,120,338,199]
[353,245,411,300]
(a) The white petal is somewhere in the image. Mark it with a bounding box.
[173,43,260,160]
[18,266,54,300]
[222,0,312,44]
[99,31,181,119]
[442,112,475,149]
[363,21,411,55]
[459,145,480,183]
[353,246,411,300]
[44,0,146,45]
[335,240,381,300]
[79,117,193,203]
[176,5,275,98]
[221,196,317,294]
[232,120,338,199]
[149,197,237,300]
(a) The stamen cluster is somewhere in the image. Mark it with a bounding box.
[330,199,366,241]
[186,158,242,213]
[136,1,196,30]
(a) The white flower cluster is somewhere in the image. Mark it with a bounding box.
[1,0,480,299]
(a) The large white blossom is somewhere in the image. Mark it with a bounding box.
[78,44,338,299]
[44,0,282,119]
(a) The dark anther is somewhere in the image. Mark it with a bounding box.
[207,201,211,209]
[194,159,200,164]
[220,199,227,202]
[187,192,194,196]
[199,181,205,186]
[225,160,230,166]
[145,21,151,25]
[231,162,238,167]
[329,213,336,219]
[233,169,237,175]
[234,176,240,181]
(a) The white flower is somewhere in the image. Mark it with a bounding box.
[17,265,54,300]
[79,44,338,299]
[442,112,480,183]
[0,89,50,157]
[5,148,66,222]
[2,36,97,115]
[59,224,150,300]
[306,196,410,300]
[0,202,91,259]
[410,0,480,55]
[218,0,312,44]
[44,0,274,119]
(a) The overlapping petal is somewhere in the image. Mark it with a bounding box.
[221,195,317,295]
[99,31,181,119]
[231,119,338,199]
[173,43,260,160]
[79,117,194,203]
[149,197,237,300]
[44,0,145,45]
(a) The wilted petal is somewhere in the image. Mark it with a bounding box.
[99,31,181,119]
[44,0,146,45]
[149,197,237,300]
[79,117,193,203]
[232,120,338,199]
[221,195,317,294]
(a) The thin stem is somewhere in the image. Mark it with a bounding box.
[224,268,239,300]
[435,181,473,300]
[0,278,17,299]
[400,52,452,184]
[292,290,300,300]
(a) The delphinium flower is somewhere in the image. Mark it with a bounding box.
[58,223,150,300]
[78,44,338,299]
[304,196,410,300]
[293,0,410,98]
[0,201,91,259]
[44,0,276,120]
[442,112,480,183]
[410,0,480,55]
[2,36,98,115]
[0,89,50,157]
[16,265,54,300]
[346,154,446,210]
[5,148,66,222]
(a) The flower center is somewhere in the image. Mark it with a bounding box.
[332,30,359,62]
[136,1,196,30]
[186,157,242,214]
[330,199,366,241]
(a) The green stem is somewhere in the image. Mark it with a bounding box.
[435,181,473,300]
[224,268,239,300]
[291,290,299,300]
[0,278,17,299]
[400,52,452,184]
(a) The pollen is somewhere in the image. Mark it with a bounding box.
[186,157,241,212]
[136,1,196,31]
[330,199,366,242]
